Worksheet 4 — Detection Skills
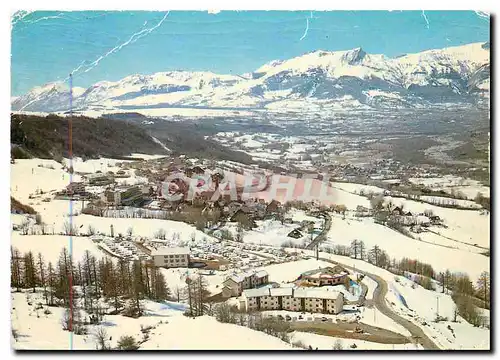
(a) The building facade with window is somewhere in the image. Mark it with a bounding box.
[222,270,269,297]
[152,247,190,268]
[241,287,344,314]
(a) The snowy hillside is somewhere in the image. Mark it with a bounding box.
[12,42,489,115]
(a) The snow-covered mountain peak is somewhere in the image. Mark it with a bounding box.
[12,42,489,115]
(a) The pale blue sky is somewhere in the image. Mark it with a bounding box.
[11,10,489,95]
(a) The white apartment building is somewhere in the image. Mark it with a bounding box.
[222,270,269,298]
[152,247,190,268]
[240,287,344,315]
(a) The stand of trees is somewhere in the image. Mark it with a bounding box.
[184,275,211,318]
[214,304,291,343]
[10,246,171,330]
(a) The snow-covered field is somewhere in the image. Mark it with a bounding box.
[418,196,482,209]
[331,182,386,196]
[322,215,488,281]
[387,275,490,350]
[11,159,82,203]
[159,267,226,296]
[11,291,292,350]
[383,196,489,249]
[408,176,490,200]
[243,220,303,247]
[11,233,106,265]
[238,209,324,247]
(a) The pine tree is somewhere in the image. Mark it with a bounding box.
[83,250,95,312]
[109,262,123,313]
[131,261,144,316]
[78,261,88,310]
[11,247,22,291]
[56,248,71,305]
[358,240,366,261]
[47,262,56,305]
[37,252,48,305]
[350,240,359,259]
[24,251,37,293]
[152,268,170,301]
[195,275,210,316]
[368,245,382,266]
[476,271,490,309]
[143,263,151,298]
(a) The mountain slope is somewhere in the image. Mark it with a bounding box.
[11,113,253,163]
[12,42,490,115]
[10,113,169,159]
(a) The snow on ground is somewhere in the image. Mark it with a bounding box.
[12,291,292,350]
[158,267,226,296]
[12,199,215,245]
[322,215,489,281]
[290,251,489,350]
[11,233,106,264]
[11,159,81,203]
[243,220,303,247]
[290,331,422,350]
[386,275,490,350]
[325,186,371,210]
[220,209,323,248]
[358,305,411,337]
[233,134,266,149]
[331,182,385,196]
[128,154,168,161]
[12,291,95,350]
[288,209,324,227]
[66,157,126,174]
[389,276,454,321]
[262,259,334,284]
[442,186,490,200]
[141,315,293,350]
[383,196,489,249]
[419,196,482,209]
[362,276,378,301]
[408,176,490,200]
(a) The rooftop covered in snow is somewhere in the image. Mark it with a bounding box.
[151,247,190,256]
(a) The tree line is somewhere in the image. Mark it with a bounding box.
[11,246,171,333]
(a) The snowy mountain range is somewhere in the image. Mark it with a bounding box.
[12,42,490,117]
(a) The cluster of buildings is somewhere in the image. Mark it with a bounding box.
[101,185,152,207]
[296,266,350,287]
[229,266,350,315]
[222,270,270,298]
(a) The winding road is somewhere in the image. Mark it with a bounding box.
[305,212,331,250]
[316,255,440,349]
[306,211,440,349]
[318,255,440,349]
